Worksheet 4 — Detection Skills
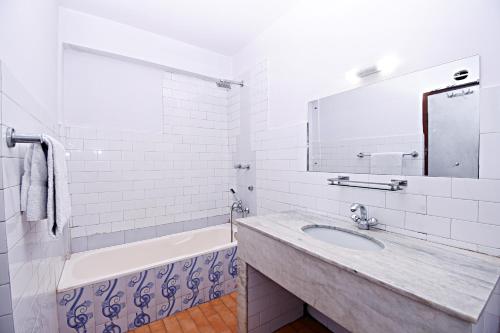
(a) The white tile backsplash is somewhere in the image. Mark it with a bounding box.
[451,219,500,248]
[405,213,451,238]
[426,196,478,221]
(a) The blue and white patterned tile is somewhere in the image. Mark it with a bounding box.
[125,270,156,329]
[223,278,238,294]
[224,247,238,281]
[155,261,183,319]
[95,317,127,333]
[92,278,127,326]
[181,286,207,311]
[202,251,226,301]
[180,256,204,297]
[156,296,182,320]
[57,286,95,333]
[127,305,156,331]
[155,261,183,307]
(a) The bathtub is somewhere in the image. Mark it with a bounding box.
[56,224,238,333]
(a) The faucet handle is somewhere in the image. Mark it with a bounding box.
[367,217,378,227]
[351,214,361,223]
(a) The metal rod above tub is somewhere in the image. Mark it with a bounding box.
[327,176,408,191]
[357,151,419,158]
[6,127,44,148]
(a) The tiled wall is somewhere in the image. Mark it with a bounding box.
[65,71,236,250]
[57,246,238,332]
[236,62,500,257]
[0,63,68,332]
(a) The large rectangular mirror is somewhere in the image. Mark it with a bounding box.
[308,56,480,178]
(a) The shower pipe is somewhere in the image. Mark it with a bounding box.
[64,43,244,89]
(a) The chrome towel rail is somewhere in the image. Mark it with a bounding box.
[6,127,44,148]
[327,176,408,191]
[357,151,419,158]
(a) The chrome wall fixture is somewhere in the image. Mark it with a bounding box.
[6,127,44,148]
[234,163,251,170]
[357,151,419,158]
[327,176,408,191]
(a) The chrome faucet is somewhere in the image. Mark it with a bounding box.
[229,189,250,242]
[350,203,378,230]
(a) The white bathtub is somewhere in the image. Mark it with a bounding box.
[58,223,236,291]
[56,224,238,332]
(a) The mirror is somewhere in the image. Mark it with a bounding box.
[308,56,480,178]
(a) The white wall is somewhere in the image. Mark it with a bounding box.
[0,0,59,121]
[63,49,163,132]
[59,8,233,81]
[234,0,500,128]
[0,2,66,333]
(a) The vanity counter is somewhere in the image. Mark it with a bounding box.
[236,211,500,325]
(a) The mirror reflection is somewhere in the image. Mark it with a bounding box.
[308,56,480,178]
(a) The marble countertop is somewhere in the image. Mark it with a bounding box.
[236,211,500,323]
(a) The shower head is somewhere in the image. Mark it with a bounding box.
[216,80,232,89]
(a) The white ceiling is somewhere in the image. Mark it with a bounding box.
[59,0,299,55]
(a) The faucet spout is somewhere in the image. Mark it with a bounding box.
[350,203,367,220]
[350,203,377,230]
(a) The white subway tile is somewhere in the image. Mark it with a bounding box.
[402,176,451,197]
[480,133,500,179]
[405,213,451,237]
[427,196,478,221]
[386,192,426,214]
[452,178,500,202]
[478,201,500,226]
[451,219,500,248]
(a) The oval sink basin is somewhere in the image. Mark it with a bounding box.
[302,225,384,251]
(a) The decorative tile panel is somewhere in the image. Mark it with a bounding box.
[181,256,205,309]
[203,251,226,301]
[57,286,95,333]
[57,245,237,332]
[93,278,127,330]
[155,261,182,319]
[125,270,156,329]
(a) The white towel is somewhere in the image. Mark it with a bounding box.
[370,152,403,175]
[43,135,71,237]
[20,144,48,221]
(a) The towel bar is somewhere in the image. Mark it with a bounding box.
[6,127,44,148]
[357,151,419,158]
[327,176,408,191]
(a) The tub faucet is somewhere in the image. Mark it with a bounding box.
[350,203,378,230]
[229,189,249,242]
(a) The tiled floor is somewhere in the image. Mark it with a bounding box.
[129,292,331,333]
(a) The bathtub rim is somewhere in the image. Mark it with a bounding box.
[58,224,237,292]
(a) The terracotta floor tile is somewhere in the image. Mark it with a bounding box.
[220,294,237,314]
[134,325,152,333]
[199,301,218,318]
[137,291,330,333]
[187,307,216,333]
[149,320,167,333]
[205,313,232,333]
[175,310,200,333]
[163,315,182,332]
[210,298,238,331]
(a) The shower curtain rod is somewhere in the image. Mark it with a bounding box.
[63,43,244,87]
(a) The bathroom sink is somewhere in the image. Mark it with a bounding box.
[302,225,384,251]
